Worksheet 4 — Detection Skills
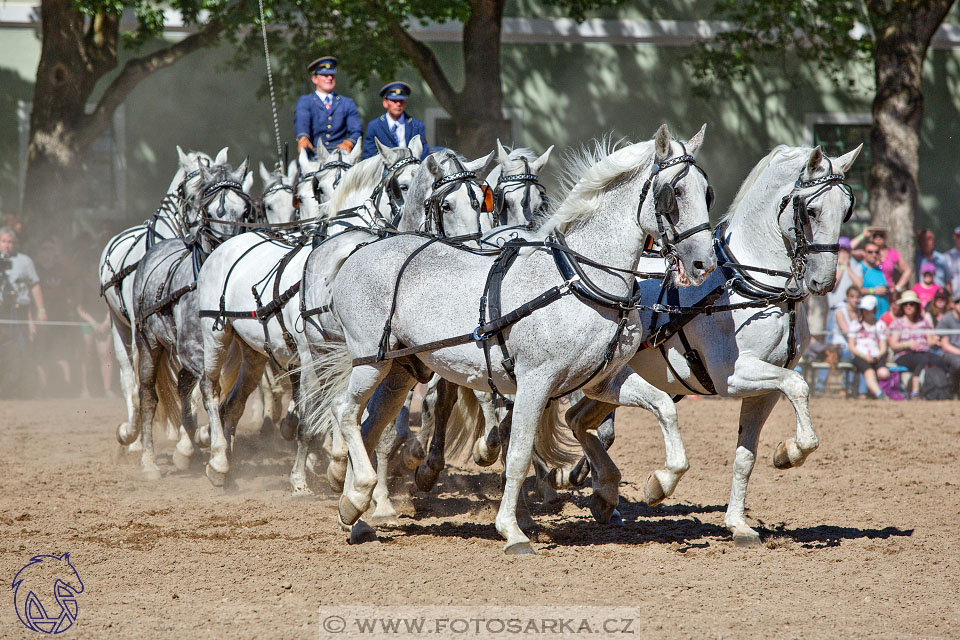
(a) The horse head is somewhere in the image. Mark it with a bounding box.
[259,160,298,225]
[413,149,495,238]
[490,140,553,228]
[374,136,424,222]
[194,158,253,251]
[639,123,717,287]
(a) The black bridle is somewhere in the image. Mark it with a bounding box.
[260,178,297,220]
[636,144,714,275]
[192,168,256,246]
[295,151,354,205]
[492,157,548,227]
[424,154,489,237]
[373,154,421,227]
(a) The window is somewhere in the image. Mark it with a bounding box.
[804,113,870,222]
[425,107,524,150]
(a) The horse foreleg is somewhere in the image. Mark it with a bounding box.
[200,327,232,487]
[112,317,141,451]
[370,424,400,522]
[725,393,779,547]
[172,368,199,471]
[727,359,818,469]
[471,390,502,467]
[415,377,457,492]
[134,338,162,481]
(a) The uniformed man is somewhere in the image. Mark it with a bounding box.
[362,81,429,159]
[294,56,362,155]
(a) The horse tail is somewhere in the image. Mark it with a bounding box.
[153,354,179,432]
[444,386,484,462]
[534,400,580,469]
[299,342,353,442]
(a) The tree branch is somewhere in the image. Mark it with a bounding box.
[75,16,227,150]
[387,19,460,114]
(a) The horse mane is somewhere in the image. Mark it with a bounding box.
[537,136,650,237]
[718,145,814,227]
[327,155,385,213]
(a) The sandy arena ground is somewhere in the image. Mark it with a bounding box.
[1,396,959,638]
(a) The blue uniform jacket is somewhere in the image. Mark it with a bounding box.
[362,114,429,159]
[294,92,362,151]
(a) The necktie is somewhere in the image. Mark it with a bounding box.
[324,96,331,110]
[391,123,398,138]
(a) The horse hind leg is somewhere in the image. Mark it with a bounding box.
[563,396,621,523]
[370,425,400,522]
[112,318,141,450]
[414,378,457,492]
[134,339,163,481]
[725,393,779,547]
[472,391,502,467]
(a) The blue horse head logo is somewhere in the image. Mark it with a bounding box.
[12,553,84,634]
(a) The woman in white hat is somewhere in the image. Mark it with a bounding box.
[847,295,890,399]
[888,290,950,398]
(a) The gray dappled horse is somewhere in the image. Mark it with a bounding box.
[309,124,717,554]
[100,146,233,450]
[550,144,861,547]
[125,159,253,480]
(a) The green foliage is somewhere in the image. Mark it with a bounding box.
[687,0,875,97]
[72,0,237,49]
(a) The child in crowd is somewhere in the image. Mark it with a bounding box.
[926,289,950,325]
[889,290,950,399]
[847,295,890,399]
[911,262,942,308]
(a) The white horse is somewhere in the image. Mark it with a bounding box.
[99,146,232,449]
[294,143,364,223]
[553,144,861,547]
[310,125,717,554]
[194,140,429,489]
[258,161,299,225]
[126,159,253,480]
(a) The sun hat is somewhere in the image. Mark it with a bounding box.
[896,290,921,306]
[858,295,878,311]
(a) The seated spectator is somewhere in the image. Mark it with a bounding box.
[881,297,902,326]
[889,290,951,399]
[859,241,890,316]
[816,285,860,394]
[825,238,862,328]
[937,292,960,396]
[927,289,950,326]
[915,228,949,287]
[947,225,960,296]
[853,226,911,297]
[847,295,890,399]
[912,262,943,308]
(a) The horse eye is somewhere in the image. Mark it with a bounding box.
[400,184,409,191]
[441,201,453,211]
[674,187,683,198]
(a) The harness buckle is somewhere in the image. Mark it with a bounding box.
[558,274,580,294]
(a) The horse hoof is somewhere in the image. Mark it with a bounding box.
[773,440,804,469]
[172,449,192,471]
[570,458,591,488]
[196,425,211,448]
[338,495,363,526]
[291,485,314,498]
[349,520,378,544]
[589,493,616,524]
[414,464,440,492]
[644,472,667,506]
[503,540,536,555]
[142,466,162,482]
[116,423,137,446]
[472,438,499,467]
[205,464,226,487]
[279,414,298,441]
[733,531,762,548]
[400,440,425,470]
[609,509,624,527]
[327,460,346,493]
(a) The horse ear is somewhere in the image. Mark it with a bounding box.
[496,139,510,167]
[177,145,191,168]
[408,135,423,159]
[686,123,707,157]
[806,145,824,176]
[233,157,250,185]
[347,137,363,163]
[835,143,863,174]
[424,154,444,179]
[287,160,298,182]
[465,150,495,174]
[316,145,330,163]
[242,169,254,194]
[655,124,671,159]
[259,162,271,185]
[214,147,229,165]
[375,137,393,161]
[531,145,554,173]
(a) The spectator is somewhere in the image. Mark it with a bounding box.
[926,289,950,326]
[888,290,950,399]
[0,226,47,398]
[915,228,949,288]
[853,226,912,296]
[847,295,890,399]
[816,285,860,394]
[947,226,960,296]
[936,292,960,396]
[880,297,902,326]
[859,241,890,316]
[912,262,943,308]
[826,238,863,322]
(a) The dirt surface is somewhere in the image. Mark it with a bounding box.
[2,396,959,638]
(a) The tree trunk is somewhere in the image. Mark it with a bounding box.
[868,0,954,275]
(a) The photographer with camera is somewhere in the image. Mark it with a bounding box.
[1,226,46,397]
